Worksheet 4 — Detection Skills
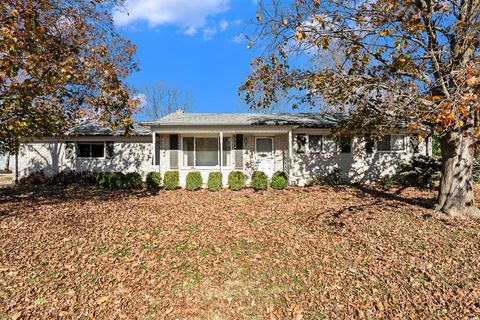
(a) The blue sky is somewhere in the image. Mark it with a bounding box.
[114,0,261,120]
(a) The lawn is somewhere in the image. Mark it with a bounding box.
[0,185,479,319]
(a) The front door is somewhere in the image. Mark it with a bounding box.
[255,137,274,177]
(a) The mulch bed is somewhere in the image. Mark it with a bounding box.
[0,185,479,319]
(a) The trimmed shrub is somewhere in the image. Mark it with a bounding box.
[473,160,480,184]
[251,171,268,191]
[19,170,46,185]
[96,172,108,188]
[397,155,441,188]
[124,172,143,189]
[23,170,97,186]
[271,171,288,190]
[379,174,399,187]
[207,172,223,191]
[163,171,180,190]
[228,171,245,191]
[108,172,125,189]
[186,171,203,191]
[146,172,162,190]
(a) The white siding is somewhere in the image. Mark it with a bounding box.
[16,129,431,186]
[16,137,153,180]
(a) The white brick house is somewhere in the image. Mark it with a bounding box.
[14,112,431,186]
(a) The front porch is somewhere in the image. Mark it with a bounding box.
[150,127,295,187]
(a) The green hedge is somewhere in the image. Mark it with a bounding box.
[96,172,109,188]
[228,171,245,191]
[146,172,162,190]
[108,172,125,189]
[271,171,288,190]
[124,172,143,189]
[251,171,268,191]
[207,172,223,191]
[163,171,180,190]
[186,171,203,191]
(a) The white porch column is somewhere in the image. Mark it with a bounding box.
[219,131,223,173]
[288,130,293,185]
[152,132,156,168]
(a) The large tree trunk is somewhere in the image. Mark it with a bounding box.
[437,132,479,217]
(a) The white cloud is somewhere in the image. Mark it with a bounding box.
[114,0,231,33]
[184,25,198,35]
[219,19,229,32]
[203,26,217,40]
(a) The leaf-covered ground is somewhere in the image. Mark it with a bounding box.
[0,185,479,319]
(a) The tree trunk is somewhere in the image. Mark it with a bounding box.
[437,132,479,217]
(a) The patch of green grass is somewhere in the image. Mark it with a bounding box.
[175,242,190,253]
[186,224,200,236]
[113,247,130,258]
[199,245,219,257]
[34,297,46,306]
[231,247,241,257]
[183,266,201,285]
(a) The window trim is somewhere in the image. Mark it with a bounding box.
[297,134,352,154]
[180,135,233,169]
[308,135,323,154]
[77,142,106,159]
[255,136,275,158]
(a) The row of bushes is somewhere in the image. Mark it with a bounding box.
[159,170,288,191]
[19,169,289,191]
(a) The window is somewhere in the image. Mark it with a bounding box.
[377,135,406,151]
[77,142,104,158]
[298,134,340,153]
[222,137,232,166]
[323,137,337,153]
[391,135,406,151]
[377,135,391,151]
[339,138,352,153]
[308,135,322,153]
[195,138,218,166]
[296,134,307,153]
[183,137,194,166]
[182,136,232,167]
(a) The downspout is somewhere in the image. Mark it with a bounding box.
[152,131,157,172]
[15,151,19,184]
[288,130,293,186]
[219,131,223,174]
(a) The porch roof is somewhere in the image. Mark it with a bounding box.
[141,112,343,128]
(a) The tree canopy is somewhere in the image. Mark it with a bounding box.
[1,0,139,153]
[240,0,480,216]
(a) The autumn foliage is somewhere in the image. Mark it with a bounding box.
[0,0,139,153]
[240,0,480,216]
[0,186,479,318]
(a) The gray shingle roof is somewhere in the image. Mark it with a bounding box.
[141,112,343,128]
[67,120,151,136]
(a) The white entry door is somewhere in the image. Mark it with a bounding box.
[255,137,274,177]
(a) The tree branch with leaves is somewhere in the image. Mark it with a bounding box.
[0,0,139,153]
[240,0,480,217]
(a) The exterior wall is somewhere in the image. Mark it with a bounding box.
[16,136,153,181]
[289,129,429,186]
[16,128,431,187]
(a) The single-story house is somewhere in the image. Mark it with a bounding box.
[14,111,431,186]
